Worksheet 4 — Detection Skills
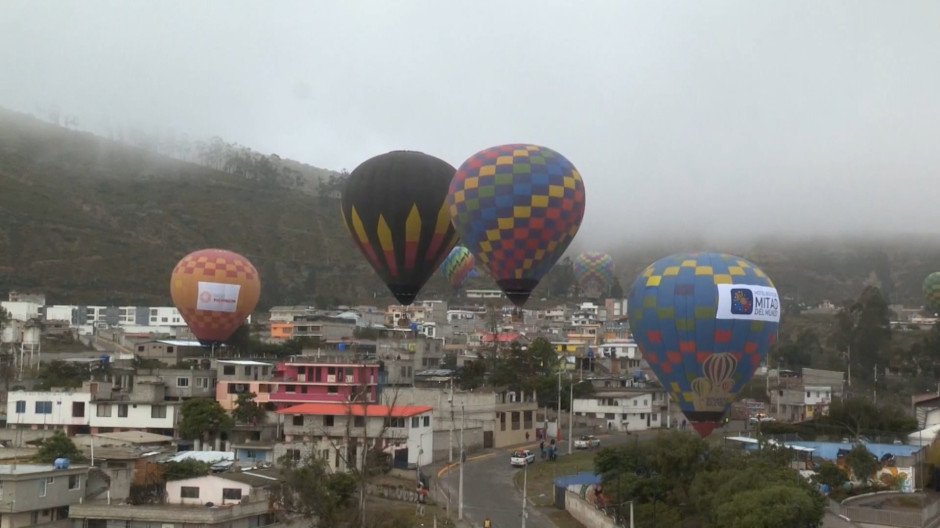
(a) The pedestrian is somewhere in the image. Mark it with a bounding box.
[540,441,546,459]
[526,431,530,442]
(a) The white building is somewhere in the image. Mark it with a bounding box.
[465,289,504,299]
[572,389,667,432]
[598,340,640,359]
[44,305,76,322]
[7,381,179,435]
[147,307,187,326]
[0,301,42,321]
[276,402,434,471]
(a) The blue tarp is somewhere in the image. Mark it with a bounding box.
[788,441,922,461]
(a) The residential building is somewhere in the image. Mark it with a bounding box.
[215,360,276,411]
[88,381,178,436]
[268,360,380,406]
[0,462,89,528]
[69,470,278,528]
[276,402,433,471]
[134,367,218,400]
[273,314,358,341]
[132,339,204,364]
[385,305,428,326]
[229,414,279,467]
[377,333,446,386]
[268,305,319,322]
[572,389,668,432]
[465,290,504,299]
[769,385,833,423]
[0,301,42,322]
[6,389,92,434]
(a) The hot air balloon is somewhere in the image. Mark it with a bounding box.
[447,144,586,306]
[627,252,780,438]
[170,249,261,347]
[924,272,940,315]
[573,252,615,298]
[341,151,459,305]
[441,246,476,293]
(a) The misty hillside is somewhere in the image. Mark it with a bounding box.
[0,107,938,311]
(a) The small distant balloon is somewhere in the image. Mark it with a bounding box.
[441,246,476,293]
[628,252,780,438]
[341,151,459,305]
[573,252,614,298]
[170,249,261,347]
[447,144,586,306]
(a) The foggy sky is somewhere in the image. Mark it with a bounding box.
[2,1,940,252]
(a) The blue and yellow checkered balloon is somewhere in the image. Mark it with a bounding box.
[627,252,780,437]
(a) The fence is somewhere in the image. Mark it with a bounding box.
[838,492,940,528]
[564,490,617,528]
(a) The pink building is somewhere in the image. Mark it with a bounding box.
[269,362,380,407]
[215,360,382,411]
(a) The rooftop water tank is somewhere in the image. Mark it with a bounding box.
[54,458,70,470]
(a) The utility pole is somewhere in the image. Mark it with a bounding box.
[449,377,455,463]
[568,375,574,455]
[521,460,528,528]
[873,364,877,405]
[458,403,465,521]
[556,370,562,442]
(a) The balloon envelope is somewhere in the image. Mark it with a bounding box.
[341,151,459,305]
[441,246,476,292]
[170,248,261,346]
[447,144,586,306]
[573,252,615,297]
[924,272,940,315]
[628,252,780,437]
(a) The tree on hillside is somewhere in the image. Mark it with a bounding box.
[832,286,892,383]
[491,338,556,394]
[270,454,360,527]
[545,256,575,298]
[36,431,86,463]
[232,392,266,425]
[610,276,624,299]
[178,399,234,448]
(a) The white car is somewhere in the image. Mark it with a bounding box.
[510,449,535,467]
[574,435,601,449]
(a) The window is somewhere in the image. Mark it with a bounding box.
[35,401,52,414]
[196,377,209,389]
[223,365,236,375]
[411,417,420,428]
[118,404,128,418]
[166,346,174,354]
[292,415,304,426]
[500,412,506,431]
[511,411,520,430]
[384,417,405,428]
[244,366,251,375]
[180,486,200,499]
[287,449,301,461]
[328,386,337,394]
[324,415,335,427]
[69,475,80,490]
[15,400,25,414]
[354,416,365,428]
[423,416,430,427]
[286,385,296,393]
[522,411,532,429]
[151,406,167,419]
[96,404,112,417]
[222,488,243,501]
[177,378,190,388]
[72,402,85,418]
[320,449,330,460]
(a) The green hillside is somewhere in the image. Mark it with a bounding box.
[1,107,938,310]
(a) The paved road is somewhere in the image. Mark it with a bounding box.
[438,431,656,528]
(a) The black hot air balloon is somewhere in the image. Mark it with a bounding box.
[341,151,459,305]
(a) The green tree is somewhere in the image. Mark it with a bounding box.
[162,459,211,481]
[609,276,624,299]
[458,359,487,390]
[491,338,557,394]
[34,360,89,390]
[178,399,234,446]
[814,461,849,489]
[36,431,86,463]
[845,444,880,484]
[231,392,266,425]
[714,484,824,528]
[270,454,359,527]
[832,286,892,382]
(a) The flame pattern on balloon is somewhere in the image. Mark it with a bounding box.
[573,252,615,297]
[628,252,780,438]
[924,272,940,315]
[440,246,476,292]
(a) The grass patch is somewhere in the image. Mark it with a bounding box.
[513,451,597,507]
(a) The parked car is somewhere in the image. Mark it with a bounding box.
[574,435,601,449]
[510,449,535,467]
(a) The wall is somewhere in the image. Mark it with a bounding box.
[565,490,617,528]
[6,391,92,428]
[89,402,176,431]
[5,468,88,512]
[165,475,253,505]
